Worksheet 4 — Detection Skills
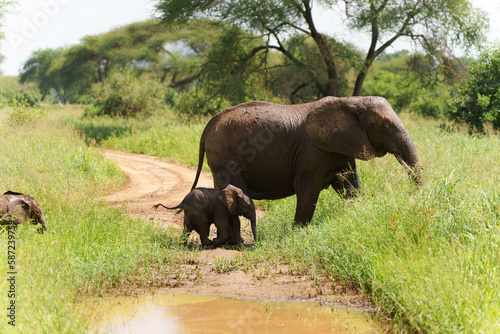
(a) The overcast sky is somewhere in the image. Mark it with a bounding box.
[1,0,499,76]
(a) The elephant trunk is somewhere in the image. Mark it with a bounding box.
[394,125,423,188]
[250,215,257,242]
[39,212,48,232]
[245,211,257,242]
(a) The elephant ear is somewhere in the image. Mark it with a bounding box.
[223,185,240,216]
[305,97,377,160]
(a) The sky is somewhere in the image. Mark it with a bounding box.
[1,0,499,76]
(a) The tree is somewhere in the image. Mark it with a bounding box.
[175,26,274,115]
[270,35,361,102]
[448,48,500,131]
[155,0,488,98]
[345,0,488,95]
[19,48,66,102]
[19,47,93,103]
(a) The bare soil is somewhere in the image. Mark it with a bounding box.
[103,150,373,311]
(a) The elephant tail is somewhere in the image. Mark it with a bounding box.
[190,128,207,191]
[153,203,183,213]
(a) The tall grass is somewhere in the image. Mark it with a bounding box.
[0,109,193,333]
[72,110,207,166]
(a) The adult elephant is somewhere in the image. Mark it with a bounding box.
[191,96,422,226]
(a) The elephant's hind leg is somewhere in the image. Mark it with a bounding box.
[187,213,212,247]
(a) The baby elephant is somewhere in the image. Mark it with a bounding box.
[154,185,256,248]
[0,191,48,232]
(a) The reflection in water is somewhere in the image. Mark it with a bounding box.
[82,293,381,333]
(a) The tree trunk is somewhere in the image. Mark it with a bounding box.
[353,59,374,96]
[302,0,338,97]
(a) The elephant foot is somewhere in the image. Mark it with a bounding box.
[292,220,310,229]
[227,236,243,245]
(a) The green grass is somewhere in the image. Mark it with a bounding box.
[71,109,207,167]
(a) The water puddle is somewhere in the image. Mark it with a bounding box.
[81,293,382,333]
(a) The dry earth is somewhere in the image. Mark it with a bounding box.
[103,150,373,311]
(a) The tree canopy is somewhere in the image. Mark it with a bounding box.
[19,20,223,103]
[155,0,489,97]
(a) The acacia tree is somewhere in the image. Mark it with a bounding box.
[19,48,66,101]
[155,0,488,98]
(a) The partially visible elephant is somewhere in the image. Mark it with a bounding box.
[190,96,422,226]
[153,185,257,248]
[0,191,48,232]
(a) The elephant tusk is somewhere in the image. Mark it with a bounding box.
[394,153,413,174]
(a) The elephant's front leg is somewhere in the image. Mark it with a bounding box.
[212,217,232,247]
[332,158,360,199]
[227,215,242,245]
[293,176,323,227]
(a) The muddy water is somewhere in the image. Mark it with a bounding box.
[82,293,382,333]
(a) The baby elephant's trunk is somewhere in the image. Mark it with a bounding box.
[38,211,48,232]
[248,211,257,242]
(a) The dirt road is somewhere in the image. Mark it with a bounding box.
[103,150,371,309]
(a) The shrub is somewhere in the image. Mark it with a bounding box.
[89,70,166,117]
[164,88,179,107]
[448,48,500,131]
[8,98,45,125]
[175,88,232,116]
[10,90,41,107]
[408,83,451,118]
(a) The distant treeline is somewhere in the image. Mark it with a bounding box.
[16,21,453,109]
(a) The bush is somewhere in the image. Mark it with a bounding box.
[89,70,166,117]
[8,98,46,125]
[164,88,179,107]
[175,88,232,116]
[10,90,41,107]
[0,76,39,107]
[448,48,500,131]
[408,83,451,118]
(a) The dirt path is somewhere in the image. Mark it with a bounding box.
[103,150,372,310]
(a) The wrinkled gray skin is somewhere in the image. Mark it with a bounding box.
[154,185,257,248]
[190,96,422,226]
[0,191,48,232]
